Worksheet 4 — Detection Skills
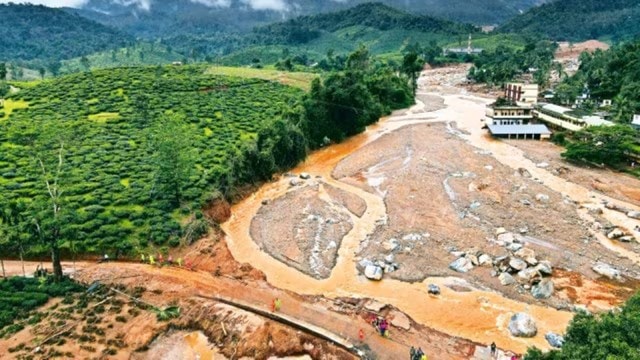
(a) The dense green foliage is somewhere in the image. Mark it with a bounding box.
[468,40,557,85]
[253,3,476,46]
[562,125,639,167]
[500,0,640,41]
[0,277,83,336]
[69,0,543,41]
[0,66,303,256]
[0,4,131,62]
[555,40,640,123]
[525,292,640,359]
[302,46,413,147]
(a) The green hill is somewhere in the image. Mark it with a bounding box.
[211,3,478,66]
[0,66,303,254]
[499,0,640,41]
[0,4,132,62]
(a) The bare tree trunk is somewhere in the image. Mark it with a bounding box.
[1,259,5,279]
[19,245,25,277]
[51,243,63,281]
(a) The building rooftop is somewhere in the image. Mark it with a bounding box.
[540,103,571,114]
[633,115,640,126]
[488,124,551,135]
[583,116,614,127]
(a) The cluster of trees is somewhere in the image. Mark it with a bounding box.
[525,291,640,359]
[468,40,557,85]
[500,0,640,42]
[554,40,640,123]
[561,125,639,167]
[302,46,415,147]
[0,47,414,281]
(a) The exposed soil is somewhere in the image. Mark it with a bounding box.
[555,40,610,60]
[251,183,353,279]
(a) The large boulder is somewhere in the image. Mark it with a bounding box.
[449,257,474,273]
[515,248,538,266]
[536,261,553,276]
[532,279,554,299]
[535,193,550,202]
[592,263,621,280]
[607,228,624,239]
[428,284,441,295]
[364,265,383,281]
[478,254,492,266]
[299,172,311,180]
[545,332,565,348]
[509,258,528,271]
[517,267,540,281]
[508,313,538,338]
[497,232,515,244]
[628,211,640,220]
[499,272,516,286]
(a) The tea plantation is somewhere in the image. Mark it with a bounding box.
[0,65,303,255]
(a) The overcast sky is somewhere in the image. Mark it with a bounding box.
[0,0,296,11]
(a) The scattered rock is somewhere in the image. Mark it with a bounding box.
[389,310,411,330]
[384,254,395,263]
[518,168,532,178]
[619,235,635,243]
[299,173,311,180]
[507,242,523,252]
[517,267,540,281]
[592,263,621,280]
[469,201,481,210]
[496,227,507,236]
[364,300,387,312]
[478,254,492,266]
[532,279,554,299]
[515,248,538,266]
[536,162,549,168]
[382,238,400,252]
[545,332,565,348]
[484,165,493,171]
[261,199,269,205]
[508,313,538,338]
[364,265,384,281]
[497,232,514,243]
[289,178,301,187]
[428,284,441,295]
[449,257,474,273]
[499,272,516,286]
[536,261,553,276]
[627,211,640,220]
[467,254,479,266]
[520,199,532,206]
[509,258,528,271]
[358,259,374,271]
[402,233,423,241]
[535,193,550,202]
[607,228,624,239]
[451,250,466,258]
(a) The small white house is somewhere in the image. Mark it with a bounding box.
[600,99,612,107]
[632,115,640,130]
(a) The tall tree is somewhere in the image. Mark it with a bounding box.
[402,51,425,94]
[149,115,196,206]
[0,62,6,81]
[0,199,30,277]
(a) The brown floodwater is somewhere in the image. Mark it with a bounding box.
[221,86,640,354]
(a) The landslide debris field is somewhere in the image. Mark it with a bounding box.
[3,66,640,359]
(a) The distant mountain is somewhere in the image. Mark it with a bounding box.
[0,4,132,62]
[65,0,548,39]
[499,0,640,41]
[253,3,477,45]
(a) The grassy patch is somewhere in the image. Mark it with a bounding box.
[0,99,29,121]
[205,66,317,91]
[88,112,120,123]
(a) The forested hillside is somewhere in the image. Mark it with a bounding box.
[67,0,546,40]
[253,3,477,46]
[0,4,131,62]
[0,47,414,268]
[0,66,304,257]
[499,0,640,41]
[198,3,478,66]
[555,40,640,123]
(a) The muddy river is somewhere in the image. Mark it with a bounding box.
[221,78,640,354]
